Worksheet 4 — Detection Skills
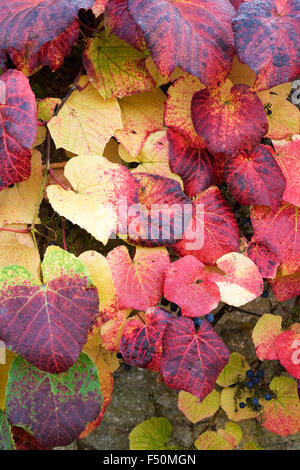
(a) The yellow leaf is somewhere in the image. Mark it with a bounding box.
[48,76,123,156]
[252,314,282,360]
[0,350,16,410]
[220,386,258,422]
[258,83,292,106]
[145,57,186,87]
[216,352,250,387]
[266,100,299,140]
[243,441,264,450]
[0,150,42,226]
[228,56,256,87]
[217,422,242,448]
[103,138,122,164]
[33,125,46,147]
[114,89,166,156]
[178,389,220,424]
[194,431,233,450]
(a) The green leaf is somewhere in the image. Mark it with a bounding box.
[0,410,15,450]
[129,417,174,450]
[216,352,250,387]
[243,441,264,450]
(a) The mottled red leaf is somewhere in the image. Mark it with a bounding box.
[93,0,109,16]
[0,247,99,373]
[174,186,240,265]
[0,70,37,191]
[0,0,93,56]
[268,270,300,301]
[252,314,282,361]
[6,353,102,448]
[164,255,220,317]
[107,246,170,310]
[12,427,51,450]
[247,241,280,279]
[10,20,79,76]
[224,145,285,210]
[274,330,300,379]
[251,202,300,276]
[126,172,192,247]
[120,307,172,368]
[233,0,300,90]
[167,129,215,198]
[105,0,145,50]
[191,81,268,156]
[272,139,300,208]
[161,317,230,401]
[128,0,235,87]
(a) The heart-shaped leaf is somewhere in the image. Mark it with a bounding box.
[247,241,280,279]
[191,80,268,156]
[233,0,300,90]
[6,353,102,448]
[161,317,230,401]
[178,389,220,424]
[107,246,170,311]
[224,145,285,210]
[128,0,235,87]
[164,255,220,317]
[274,330,300,379]
[0,246,99,373]
[167,128,215,198]
[252,314,282,360]
[129,417,174,450]
[0,70,37,190]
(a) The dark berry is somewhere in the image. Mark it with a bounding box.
[194,317,202,327]
[245,380,254,389]
[246,369,254,378]
[264,393,272,401]
[252,397,259,406]
[257,370,264,378]
[116,352,123,359]
[177,308,182,317]
[49,241,57,246]
[205,313,214,323]
[252,376,260,385]
[170,302,178,312]
[262,291,269,298]
[239,402,246,409]
[160,298,169,306]
[124,364,131,371]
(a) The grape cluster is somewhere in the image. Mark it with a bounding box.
[238,369,274,411]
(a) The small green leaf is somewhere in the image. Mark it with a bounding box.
[0,410,15,450]
[129,417,173,450]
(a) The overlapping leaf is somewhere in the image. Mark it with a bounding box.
[129,418,174,450]
[167,128,215,198]
[233,0,300,90]
[83,32,154,100]
[268,269,300,301]
[0,70,37,191]
[0,410,15,450]
[272,139,300,208]
[11,427,50,450]
[220,386,258,421]
[48,76,123,156]
[0,246,99,373]
[247,241,280,279]
[6,353,102,448]
[274,330,300,379]
[216,352,250,387]
[164,255,220,317]
[191,80,268,156]
[107,246,170,311]
[174,186,240,265]
[128,0,235,87]
[178,389,220,424]
[224,145,285,210]
[161,317,230,401]
[252,314,282,360]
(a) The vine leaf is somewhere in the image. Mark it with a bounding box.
[260,377,300,437]
[11,427,51,450]
[194,430,233,450]
[107,246,170,311]
[178,389,220,424]
[0,350,16,411]
[252,314,282,360]
[0,246,99,373]
[204,252,264,307]
[6,353,102,448]
[48,76,123,156]
[83,32,154,100]
[174,186,240,266]
[0,0,93,57]
[216,352,250,387]
[163,255,220,317]
[233,0,300,90]
[161,317,230,401]
[104,0,146,51]
[129,417,174,450]
[272,139,300,208]
[114,89,166,157]
[246,241,280,279]
[0,410,15,450]
[274,330,300,379]
[268,269,300,301]
[167,128,215,198]
[128,0,235,87]
[191,80,268,156]
[224,145,285,210]
[0,70,37,191]
[251,202,300,276]
[220,385,258,422]
[120,307,172,368]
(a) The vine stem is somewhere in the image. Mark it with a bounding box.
[30,169,48,248]
[61,219,68,251]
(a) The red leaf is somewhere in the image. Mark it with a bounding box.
[93,0,109,16]
[107,246,170,311]
[233,0,300,90]
[251,202,300,276]
[10,20,79,75]
[247,241,279,279]
[161,317,230,401]
[174,186,240,265]
[167,129,215,198]
[191,82,268,156]
[164,255,220,317]
[0,0,93,56]
[0,70,37,190]
[105,0,145,50]
[224,145,285,210]
[272,139,300,208]
[11,427,51,450]
[268,270,300,301]
[120,307,172,368]
[128,0,235,87]
[126,172,192,247]
[274,330,300,379]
